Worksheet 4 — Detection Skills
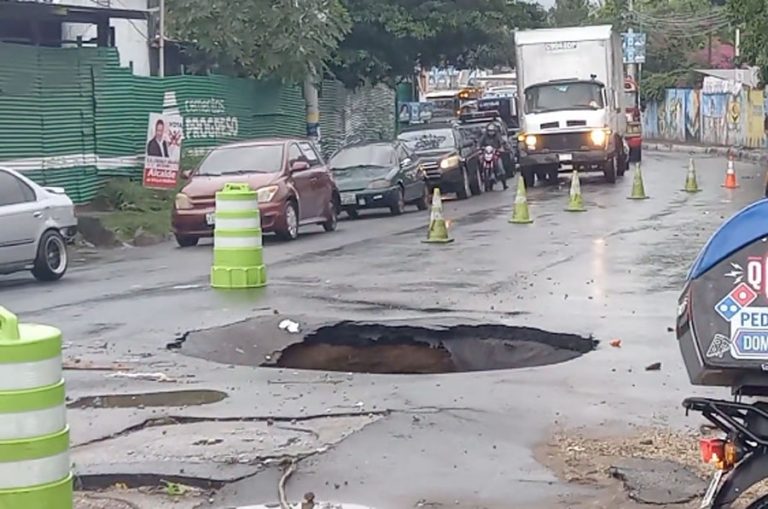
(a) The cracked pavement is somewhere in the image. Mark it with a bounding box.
[3,151,765,508]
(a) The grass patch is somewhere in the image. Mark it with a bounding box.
[91,178,178,242]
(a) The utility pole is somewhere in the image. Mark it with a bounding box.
[158,0,165,77]
[626,0,637,81]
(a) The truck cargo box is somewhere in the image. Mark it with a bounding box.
[678,199,768,394]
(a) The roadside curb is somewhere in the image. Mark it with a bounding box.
[643,141,768,163]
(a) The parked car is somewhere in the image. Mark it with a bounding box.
[172,137,340,245]
[329,141,428,218]
[0,167,77,281]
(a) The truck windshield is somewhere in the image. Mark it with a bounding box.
[524,82,605,114]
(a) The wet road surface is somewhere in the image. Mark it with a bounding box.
[3,151,766,508]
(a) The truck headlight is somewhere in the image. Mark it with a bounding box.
[590,129,609,146]
[256,185,279,203]
[440,155,460,169]
[175,193,193,210]
[524,135,537,149]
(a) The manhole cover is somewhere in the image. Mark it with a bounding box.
[67,389,228,409]
[266,323,595,374]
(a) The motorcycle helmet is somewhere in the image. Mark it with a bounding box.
[486,123,497,135]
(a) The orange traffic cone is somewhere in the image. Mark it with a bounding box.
[722,156,739,189]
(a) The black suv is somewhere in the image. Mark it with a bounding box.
[397,122,483,199]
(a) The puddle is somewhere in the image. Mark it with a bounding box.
[264,323,596,374]
[67,389,228,409]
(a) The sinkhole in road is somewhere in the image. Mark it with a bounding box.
[67,389,228,409]
[263,323,597,374]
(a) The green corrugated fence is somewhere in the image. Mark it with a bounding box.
[0,42,395,204]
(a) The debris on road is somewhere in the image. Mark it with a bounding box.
[64,359,134,371]
[106,371,175,383]
[609,339,622,348]
[645,362,662,371]
[279,319,301,334]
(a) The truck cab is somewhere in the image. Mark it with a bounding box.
[514,25,629,188]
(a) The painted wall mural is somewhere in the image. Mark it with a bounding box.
[647,86,766,148]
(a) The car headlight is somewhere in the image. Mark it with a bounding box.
[368,179,391,189]
[175,193,193,210]
[255,185,279,203]
[440,155,461,169]
[590,128,609,145]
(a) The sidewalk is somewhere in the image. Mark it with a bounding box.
[643,139,768,163]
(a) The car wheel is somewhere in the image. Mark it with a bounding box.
[32,230,68,282]
[277,201,299,240]
[470,167,483,196]
[416,185,429,210]
[604,153,617,183]
[390,187,406,215]
[346,208,359,219]
[322,200,338,232]
[456,166,470,200]
[175,235,199,248]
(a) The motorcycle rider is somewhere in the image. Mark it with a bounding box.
[478,122,506,182]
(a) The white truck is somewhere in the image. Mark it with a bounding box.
[514,25,628,188]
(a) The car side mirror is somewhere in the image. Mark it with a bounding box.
[181,169,192,180]
[400,158,412,167]
[290,160,310,173]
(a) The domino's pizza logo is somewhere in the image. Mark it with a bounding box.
[715,282,759,321]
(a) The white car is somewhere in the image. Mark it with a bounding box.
[0,167,77,281]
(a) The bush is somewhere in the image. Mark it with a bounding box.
[95,178,176,213]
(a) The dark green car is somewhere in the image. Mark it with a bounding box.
[329,141,429,218]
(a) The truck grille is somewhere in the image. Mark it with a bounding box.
[420,161,441,179]
[537,132,592,152]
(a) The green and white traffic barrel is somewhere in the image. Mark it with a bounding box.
[210,183,267,289]
[0,307,72,508]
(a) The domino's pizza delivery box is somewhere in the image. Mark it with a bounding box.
[677,199,768,393]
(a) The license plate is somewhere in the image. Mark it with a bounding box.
[559,153,573,162]
[205,212,215,226]
[341,193,356,205]
[700,470,723,508]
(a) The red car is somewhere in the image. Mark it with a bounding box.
[172,137,339,246]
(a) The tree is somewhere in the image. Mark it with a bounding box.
[549,0,591,27]
[329,0,548,88]
[727,0,768,82]
[166,0,351,82]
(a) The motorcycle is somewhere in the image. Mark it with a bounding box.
[481,145,508,191]
[683,397,768,508]
[677,197,768,509]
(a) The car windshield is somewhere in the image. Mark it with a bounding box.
[398,129,455,152]
[458,124,484,144]
[329,145,393,170]
[197,144,284,175]
[524,82,605,114]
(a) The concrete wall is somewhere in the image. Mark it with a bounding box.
[643,86,767,148]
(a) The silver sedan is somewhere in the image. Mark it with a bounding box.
[0,167,77,281]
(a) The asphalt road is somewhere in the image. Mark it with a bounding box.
[3,151,766,509]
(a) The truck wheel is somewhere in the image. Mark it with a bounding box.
[522,167,535,189]
[603,154,617,183]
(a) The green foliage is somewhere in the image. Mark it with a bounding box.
[640,70,693,102]
[728,0,768,83]
[330,0,548,88]
[166,0,351,82]
[548,0,591,27]
[95,178,175,213]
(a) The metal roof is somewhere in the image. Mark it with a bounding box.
[514,25,614,46]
